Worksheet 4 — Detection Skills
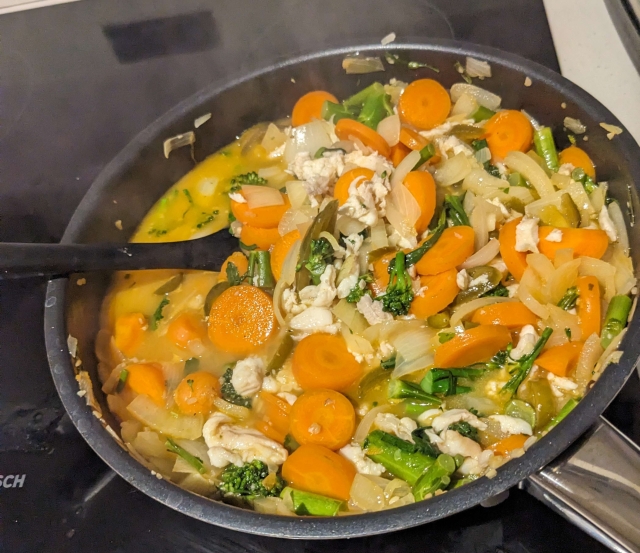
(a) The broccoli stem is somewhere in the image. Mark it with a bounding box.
[444,194,471,226]
[533,127,559,172]
[388,379,442,405]
[364,430,435,485]
[247,251,275,289]
[321,101,357,123]
[357,88,393,129]
[342,82,385,110]
[281,487,343,516]
[420,368,485,395]
[557,286,579,311]
[601,295,632,348]
[470,105,495,123]
[501,327,553,396]
[405,210,447,266]
[165,438,206,474]
[539,397,580,434]
[412,454,456,500]
[413,143,437,169]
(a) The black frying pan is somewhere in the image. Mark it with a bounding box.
[43,41,640,548]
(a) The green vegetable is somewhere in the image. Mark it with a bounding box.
[413,143,437,169]
[444,194,470,226]
[482,284,509,298]
[364,430,435,485]
[246,250,276,289]
[533,127,559,172]
[471,139,501,177]
[359,367,391,400]
[507,172,530,188]
[226,261,245,286]
[283,434,300,454]
[380,354,397,370]
[405,210,447,266]
[346,273,373,303]
[501,327,553,396]
[380,251,414,316]
[184,357,200,374]
[229,171,267,192]
[220,367,252,408]
[438,332,455,344]
[420,367,485,396]
[505,398,537,428]
[219,460,284,497]
[321,100,358,123]
[203,281,230,316]
[357,85,394,129]
[266,333,294,373]
[427,312,450,329]
[455,266,503,304]
[557,286,579,311]
[601,295,632,348]
[450,474,479,489]
[165,438,206,474]
[150,297,170,330]
[453,61,473,84]
[154,274,184,295]
[448,421,479,442]
[299,237,333,286]
[388,379,441,405]
[411,427,441,458]
[239,241,258,252]
[571,167,598,194]
[539,397,580,434]
[281,487,343,516]
[452,125,486,142]
[470,105,495,123]
[384,52,439,73]
[116,368,129,393]
[314,146,347,159]
[412,454,456,500]
[403,400,436,417]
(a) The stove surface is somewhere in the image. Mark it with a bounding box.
[0,1,638,552]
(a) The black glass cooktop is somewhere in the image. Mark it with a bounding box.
[1,1,639,552]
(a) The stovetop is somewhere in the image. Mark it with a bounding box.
[1,1,639,552]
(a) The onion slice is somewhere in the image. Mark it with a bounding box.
[377,114,400,147]
[241,185,284,209]
[391,150,421,188]
[354,405,390,443]
[390,183,421,227]
[460,238,500,269]
[450,83,501,110]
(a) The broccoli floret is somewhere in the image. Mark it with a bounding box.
[302,237,334,285]
[229,171,267,192]
[346,273,373,303]
[381,252,414,316]
[219,460,284,497]
[220,367,252,408]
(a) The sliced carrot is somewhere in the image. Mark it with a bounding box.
[403,171,437,234]
[174,371,220,415]
[371,251,396,296]
[399,126,428,151]
[536,342,584,377]
[576,276,601,339]
[409,269,459,319]
[484,110,533,161]
[114,312,147,357]
[240,224,281,251]
[390,142,411,167]
[414,226,475,276]
[271,230,301,281]
[126,363,166,406]
[208,285,277,355]
[231,193,290,229]
[333,168,375,206]
[289,389,355,450]
[292,90,338,127]
[335,119,391,158]
[397,79,451,130]
[499,217,528,281]
[491,434,529,456]
[292,333,363,391]
[257,391,291,438]
[255,420,287,444]
[219,251,248,281]
[434,325,512,368]
[282,443,356,501]
[559,146,595,179]
[471,303,538,329]
[538,227,609,260]
[166,313,206,349]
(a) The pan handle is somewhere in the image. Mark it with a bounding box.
[522,416,640,553]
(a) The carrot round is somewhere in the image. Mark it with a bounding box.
[333,168,375,206]
[471,303,538,329]
[397,79,451,130]
[576,275,601,338]
[409,269,459,319]
[390,142,411,167]
[292,333,363,391]
[126,363,166,406]
[371,251,396,296]
[484,110,533,160]
[174,371,220,415]
[114,312,147,357]
[535,342,584,377]
[499,217,528,281]
[219,252,249,281]
[399,126,428,151]
[538,227,609,260]
[403,171,436,234]
[434,325,512,368]
[292,90,338,127]
[414,226,475,276]
[491,434,528,456]
[282,443,356,501]
[208,285,277,355]
[255,391,291,443]
[559,146,595,179]
[289,389,356,450]
[335,119,391,158]
[240,224,281,251]
[231,193,290,229]
[166,313,206,349]
[271,230,301,281]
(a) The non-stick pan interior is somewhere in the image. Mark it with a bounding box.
[45,41,640,538]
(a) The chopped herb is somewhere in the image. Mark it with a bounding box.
[183,189,194,204]
[454,61,472,84]
[421,367,485,396]
[482,284,509,298]
[221,367,252,408]
[221,150,232,157]
[196,210,219,229]
[568,134,576,145]
[468,407,481,417]
[380,354,397,370]
[408,60,439,72]
[154,274,184,295]
[124,274,131,280]
[186,379,194,391]
[150,298,170,330]
[226,261,245,286]
[384,52,439,72]
[228,212,237,224]
[557,286,579,311]
[448,421,479,442]
[116,369,129,393]
[165,438,206,474]
[239,241,257,251]
[565,328,572,340]
[439,332,455,344]
[184,358,200,374]
[148,228,168,237]
[229,171,267,192]
[381,171,388,179]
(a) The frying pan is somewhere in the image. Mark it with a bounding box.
[43,41,640,549]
